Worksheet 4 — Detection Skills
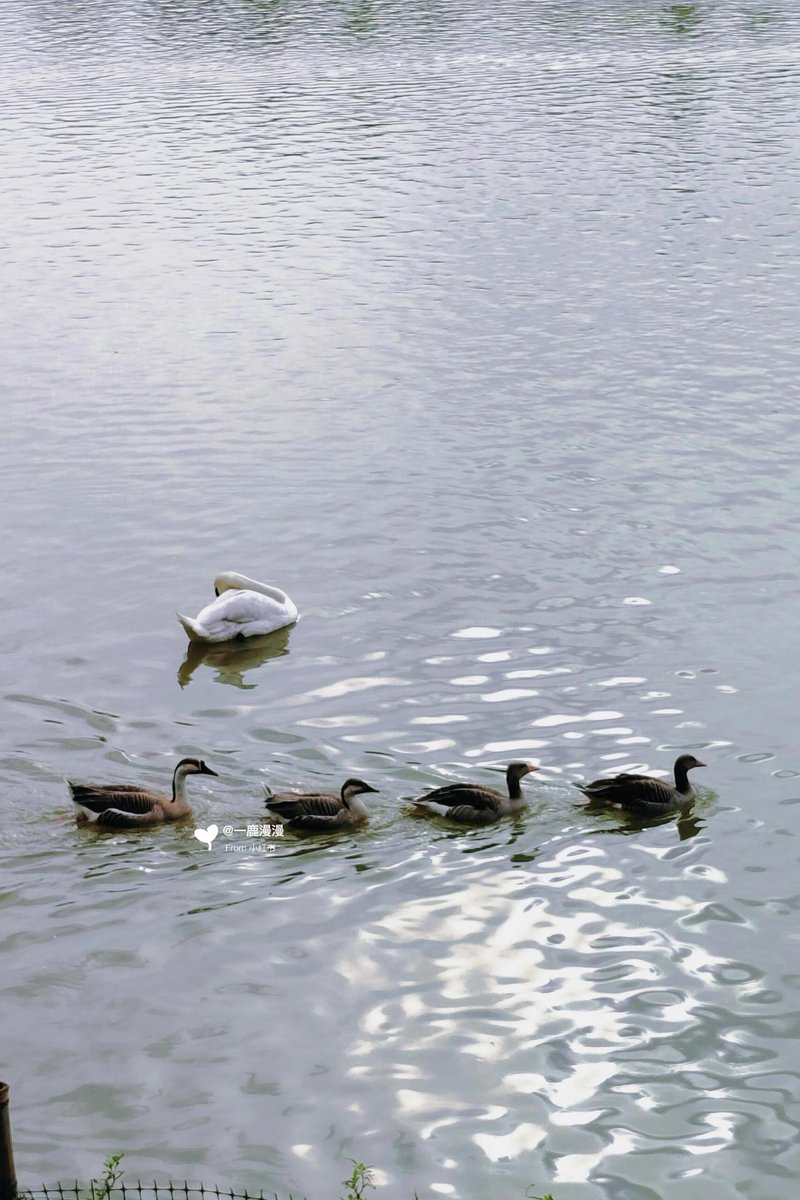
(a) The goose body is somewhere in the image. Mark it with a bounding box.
[70,757,218,827]
[264,778,378,832]
[177,572,298,644]
[577,754,705,815]
[413,761,539,825]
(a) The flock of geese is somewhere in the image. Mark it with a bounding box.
[68,573,708,832]
[69,753,707,831]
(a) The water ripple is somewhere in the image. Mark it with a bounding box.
[3,1,800,1196]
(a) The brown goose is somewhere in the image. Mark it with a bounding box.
[412,761,539,825]
[577,754,705,815]
[70,757,218,827]
[264,778,379,832]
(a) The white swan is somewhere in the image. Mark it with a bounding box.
[177,572,298,644]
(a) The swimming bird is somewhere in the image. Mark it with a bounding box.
[177,572,298,643]
[412,761,539,825]
[576,754,705,815]
[264,778,379,832]
[70,757,219,827]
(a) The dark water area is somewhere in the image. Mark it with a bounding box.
[2,2,800,1197]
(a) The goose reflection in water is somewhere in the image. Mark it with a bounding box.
[177,624,292,688]
[585,800,707,842]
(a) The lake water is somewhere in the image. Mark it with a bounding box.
[3,2,800,1197]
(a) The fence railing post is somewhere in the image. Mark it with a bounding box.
[0,1082,17,1200]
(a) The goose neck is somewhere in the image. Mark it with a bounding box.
[172,765,189,804]
[345,793,370,818]
[674,763,693,794]
[506,771,524,800]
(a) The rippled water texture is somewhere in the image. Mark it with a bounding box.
[3,2,800,1197]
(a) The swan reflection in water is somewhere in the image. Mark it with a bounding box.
[177,624,292,689]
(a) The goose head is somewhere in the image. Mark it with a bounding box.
[175,758,219,778]
[675,754,705,773]
[507,761,539,785]
[674,754,705,791]
[504,760,539,800]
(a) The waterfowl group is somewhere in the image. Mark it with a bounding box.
[66,573,711,834]
[70,757,219,827]
[177,572,298,644]
[576,754,706,815]
[264,778,379,832]
[68,755,708,832]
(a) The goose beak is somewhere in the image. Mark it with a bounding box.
[364,783,379,793]
[695,760,706,768]
[201,764,219,777]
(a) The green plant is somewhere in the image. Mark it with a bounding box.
[526,1189,555,1200]
[340,1158,375,1200]
[88,1152,125,1200]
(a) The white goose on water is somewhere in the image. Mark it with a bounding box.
[177,572,298,643]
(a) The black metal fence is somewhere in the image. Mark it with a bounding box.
[21,1187,307,1200]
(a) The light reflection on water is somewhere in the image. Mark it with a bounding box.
[3,1,800,1198]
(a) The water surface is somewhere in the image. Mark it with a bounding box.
[3,3,800,1198]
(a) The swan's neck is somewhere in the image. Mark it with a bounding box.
[253,582,290,603]
[215,573,289,603]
